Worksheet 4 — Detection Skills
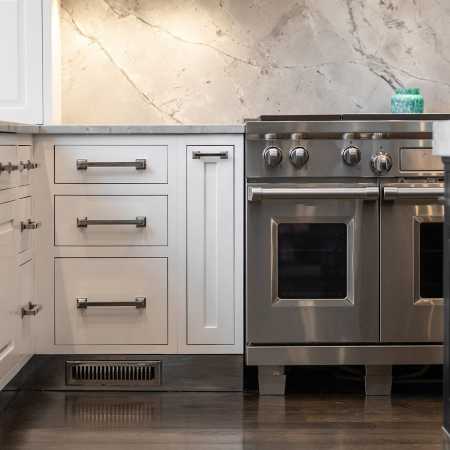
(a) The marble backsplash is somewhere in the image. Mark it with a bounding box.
[61,0,450,124]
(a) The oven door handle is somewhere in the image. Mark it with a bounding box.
[247,186,379,202]
[383,186,444,200]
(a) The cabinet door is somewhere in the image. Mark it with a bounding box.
[0,0,43,123]
[0,201,17,368]
[186,146,235,345]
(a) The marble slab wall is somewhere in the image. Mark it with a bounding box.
[61,0,450,124]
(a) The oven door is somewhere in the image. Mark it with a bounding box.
[380,182,444,342]
[246,183,380,344]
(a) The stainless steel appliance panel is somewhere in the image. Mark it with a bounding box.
[247,183,379,344]
[380,182,444,342]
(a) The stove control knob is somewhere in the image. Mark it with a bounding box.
[263,146,283,168]
[289,146,309,168]
[342,145,361,166]
[370,151,392,175]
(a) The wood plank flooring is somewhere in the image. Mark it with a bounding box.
[0,391,446,449]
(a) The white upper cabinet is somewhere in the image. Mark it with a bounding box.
[0,0,43,123]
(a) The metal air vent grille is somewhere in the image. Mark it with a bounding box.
[66,360,161,386]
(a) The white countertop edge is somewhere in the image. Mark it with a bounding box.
[0,122,39,134]
[433,121,450,156]
[0,122,245,135]
[38,124,245,134]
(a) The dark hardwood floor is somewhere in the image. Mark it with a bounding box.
[0,391,446,449]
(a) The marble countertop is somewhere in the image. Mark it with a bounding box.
[0,122,245,135]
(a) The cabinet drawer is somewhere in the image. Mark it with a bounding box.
[54,145,167,184]
[55,258,168,345]
[0,146,18,190]
[54,195,167,246]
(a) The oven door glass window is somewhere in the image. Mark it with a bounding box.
[275,222,348,301]
[418,221,443,300]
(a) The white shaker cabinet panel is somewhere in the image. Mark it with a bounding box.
[54,195,168,247]
[54,258,168,346]
[0,0,43,123]
[0,201,17,372]
[186,146,235,345]
[54,145,168,184]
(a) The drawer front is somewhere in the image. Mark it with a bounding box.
[54,145,168,184]
[0,146,18,190]
[54,195,167,246]
[55,258,168,345]
[16,196,32,253]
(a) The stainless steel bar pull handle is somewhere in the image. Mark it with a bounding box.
[76,159,147,170]
[192,151,228,159]
[383,186,444,200]
[21,219,42,232]
[21,302,43,318]
[248,186,379,202]
[19,160,38,171]
[76,297,147,309]
[77,216,147,228]
[0,162,19,174]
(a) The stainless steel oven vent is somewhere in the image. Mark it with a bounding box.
[66,360,161,386]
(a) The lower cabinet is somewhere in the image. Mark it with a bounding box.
[54,258,168,345]
[29,133,244,361]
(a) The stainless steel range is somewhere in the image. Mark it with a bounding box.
[245,114,448,395]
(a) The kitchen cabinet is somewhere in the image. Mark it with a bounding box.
[0,130,243,391]
[0,0,43,123]
[186,146,236,346]
[32,132,243,357]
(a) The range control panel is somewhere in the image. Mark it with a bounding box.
[246,132,441,179]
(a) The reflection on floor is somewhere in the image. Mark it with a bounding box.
[0,391,446,450]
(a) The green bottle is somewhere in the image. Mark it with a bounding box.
[391,88,424,113]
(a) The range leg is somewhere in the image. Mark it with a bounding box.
[258,366,286,395]
[365,365,392,396]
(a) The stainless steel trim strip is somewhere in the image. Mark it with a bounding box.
[383,186,444,200]
[246,345,443,365]
[248,186,380,202]
[76,159,147,170]
[76,216,147,228]
[76,297,147,309]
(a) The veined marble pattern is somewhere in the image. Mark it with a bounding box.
[61,0,450,124]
